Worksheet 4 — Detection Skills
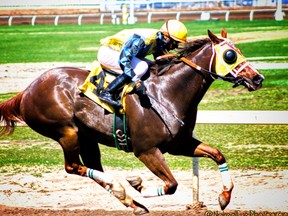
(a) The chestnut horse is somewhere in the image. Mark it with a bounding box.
[0,30,264,214]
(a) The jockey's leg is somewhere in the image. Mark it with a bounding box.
[131,58,149,82]
[98,73,131,107]
[98,57,149,107]
[97,46,122,72]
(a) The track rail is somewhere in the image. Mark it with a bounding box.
[0,7,287,25]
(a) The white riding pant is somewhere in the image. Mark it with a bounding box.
[97,46,149,82]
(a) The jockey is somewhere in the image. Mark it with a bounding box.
[97,19,188,107]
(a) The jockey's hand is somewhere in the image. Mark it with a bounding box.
[156,53,177,62]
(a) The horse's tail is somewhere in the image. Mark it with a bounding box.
[0,91,25,136]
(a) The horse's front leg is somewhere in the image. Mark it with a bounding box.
[129,147,178,197]
[194,142,234,210]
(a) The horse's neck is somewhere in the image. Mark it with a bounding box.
[184,44,215,104]
[148,43,214,117]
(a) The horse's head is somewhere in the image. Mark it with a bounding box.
[208,29,264,91]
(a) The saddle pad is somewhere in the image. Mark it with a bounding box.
[78,61,134,114]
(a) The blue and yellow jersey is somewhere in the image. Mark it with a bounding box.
[100,29,165,76]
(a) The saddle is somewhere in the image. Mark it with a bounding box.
[78,61,135,114]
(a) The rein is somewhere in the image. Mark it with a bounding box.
[180,57,234,82]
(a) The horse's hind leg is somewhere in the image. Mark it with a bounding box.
[59,126,147,214]
[58,126,84,174]
[84,167,149,215]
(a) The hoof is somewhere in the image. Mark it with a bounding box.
[218,190,231,210]
[133,207,149,215]
[186,201,206,210]
[126,176,142,190]
[133,200,149,215]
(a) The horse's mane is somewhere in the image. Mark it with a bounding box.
[151,37,211,76]
[177,37,211,57]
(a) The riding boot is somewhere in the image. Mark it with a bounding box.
[99,73,131,107]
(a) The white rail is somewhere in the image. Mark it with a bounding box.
[2,8,286,26]
[0,0,280,8]
[196,110,288,124]
[1,111,286,126]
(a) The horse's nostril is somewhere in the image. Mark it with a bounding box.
[253,75,264,85]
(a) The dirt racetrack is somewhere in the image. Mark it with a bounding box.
[1,206,205,216]
[1,207,286,216]
[0,168,287,216]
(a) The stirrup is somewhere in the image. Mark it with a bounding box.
[102,98,121,108]
[99,93,122,108]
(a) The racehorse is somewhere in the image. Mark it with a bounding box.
[0,30,264,215]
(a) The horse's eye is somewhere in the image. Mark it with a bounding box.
[223,49,237,64]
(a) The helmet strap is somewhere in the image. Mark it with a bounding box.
[165,20,170,38]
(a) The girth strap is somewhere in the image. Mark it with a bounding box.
[112,113,131,152]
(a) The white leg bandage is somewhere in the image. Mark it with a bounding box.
[141,187,165,198]
[86,168,114,184]
[219,163,232,190]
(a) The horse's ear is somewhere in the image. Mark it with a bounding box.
[221,29,227,38]
[208,30,222,43]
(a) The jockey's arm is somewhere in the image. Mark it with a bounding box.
[118,34,146,79]
[153,32,168,59]
[153,50,168,60]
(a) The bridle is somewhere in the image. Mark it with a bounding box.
[180,40,247,87]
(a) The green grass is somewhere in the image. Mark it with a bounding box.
[1,20,287,63]
[0,125,287,174]
[0,142,63,167]
[198,69,288,110]
[237,38,288,58]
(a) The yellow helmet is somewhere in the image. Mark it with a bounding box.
[160,20,187,43]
